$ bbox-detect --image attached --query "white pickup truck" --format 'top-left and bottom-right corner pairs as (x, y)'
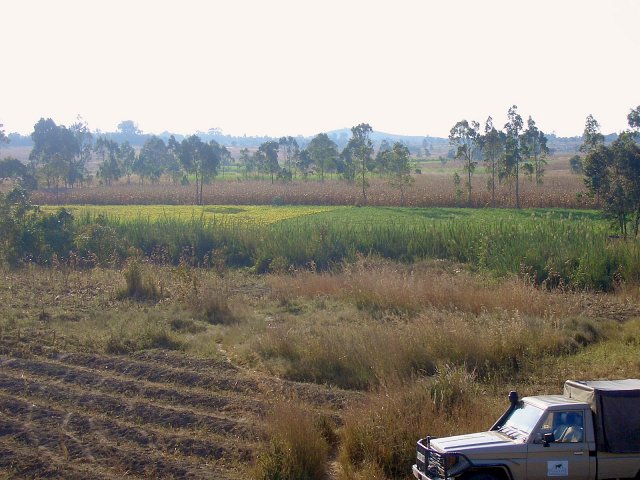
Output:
(413, 379), (640, 480)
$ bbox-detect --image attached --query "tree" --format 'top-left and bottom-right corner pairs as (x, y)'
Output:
(166, 135), (184, 185)
(569, 155), (583, 174)
(374, 140), (392, 177)
(204, 140), (223, 185)
(337, 141), (356, 183)
(116, 120), (143, 143)
(421, 138), (431, 158)
(118, 120), (141, 135)
(30, 118), (79, 190)
(179, 135), (220, 204)
(349, 123), (374, 202)
(580, 115), (607, 207)
(137, 136), (169, 184)
(69, 117), (93, 187)
(504, 106), (524, 208)
(0, 123), (9, 155)
(385, 142), (414, 206)
(582, 113), (640, 236)
(279, 136), (299, 177)
(307, 133), (338, 182)
(118, 141), (136, 184)
(258, 140), (280, 184)
(238, 148), (255, 179)
(449, 119), (480, 206)
(296, 149), (313, 179)
(94, 137), (121, 186)
(0, 186), (39, 266)
(628, 105), (640, 132)
(521, 116), (549, 185)
(481, 117), (505, 208)
(0, 157), (36, 190)
(220, 145), (232, 179)
(580, 114), (605, 153)
(252, 149), (267, 180)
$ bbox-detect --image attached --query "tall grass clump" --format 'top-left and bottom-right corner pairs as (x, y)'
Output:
(339, 373), (500, 479)
(254, 401), (329, 480)
(98, 310), (184, 354)
(117, 260), (161, 301)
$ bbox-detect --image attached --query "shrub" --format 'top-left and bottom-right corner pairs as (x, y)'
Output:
(74, 219), (126, 266)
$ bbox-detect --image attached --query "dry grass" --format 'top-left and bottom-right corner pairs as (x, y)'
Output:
(338, 372), (504, 479)
(268, 258), (582, 318)
(256, 259), (636, 389)
(250, 305), (598, 389)
(254, 400), (330, 480)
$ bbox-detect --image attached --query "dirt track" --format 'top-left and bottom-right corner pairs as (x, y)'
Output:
(0, 330), (355, 479)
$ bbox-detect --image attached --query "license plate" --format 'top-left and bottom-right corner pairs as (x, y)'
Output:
(417, 452), (426, 464)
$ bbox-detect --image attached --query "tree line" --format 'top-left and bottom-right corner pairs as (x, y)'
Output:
(581, 107), (640, 236)
(1, 108), (638, 214)
(235, 124), (413, 203)
(447, 105), (551, 209)
(1, 119), (415, 205)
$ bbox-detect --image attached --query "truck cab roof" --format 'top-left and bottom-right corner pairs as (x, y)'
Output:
(523, 395), (588, 410)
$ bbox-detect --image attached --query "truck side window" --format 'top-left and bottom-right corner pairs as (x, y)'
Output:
(547, 411), (584, 443)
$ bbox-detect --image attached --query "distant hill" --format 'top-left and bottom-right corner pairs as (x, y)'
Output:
(3, 128), (619, 156)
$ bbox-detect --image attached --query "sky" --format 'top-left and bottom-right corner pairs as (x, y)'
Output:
(1, 0), (639, 138)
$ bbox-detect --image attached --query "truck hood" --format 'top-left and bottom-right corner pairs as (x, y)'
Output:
(431, 431), (525, 454)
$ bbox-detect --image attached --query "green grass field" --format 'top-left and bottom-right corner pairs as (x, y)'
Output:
(36, 203), (632, 290)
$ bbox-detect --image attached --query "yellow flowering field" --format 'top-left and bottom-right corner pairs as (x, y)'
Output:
(40, 204), (339, 225)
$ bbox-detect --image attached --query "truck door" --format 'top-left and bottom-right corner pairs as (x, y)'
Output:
(527, 410), (591, 480)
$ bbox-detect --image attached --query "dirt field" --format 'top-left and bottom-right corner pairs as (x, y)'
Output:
(0, 327), (355, 479)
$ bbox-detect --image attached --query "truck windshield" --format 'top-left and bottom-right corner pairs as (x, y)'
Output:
(499, 403), (544, 438)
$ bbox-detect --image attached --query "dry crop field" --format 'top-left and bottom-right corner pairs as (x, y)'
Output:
(32, 171), (592, 209)
(2, 259), (640, 479)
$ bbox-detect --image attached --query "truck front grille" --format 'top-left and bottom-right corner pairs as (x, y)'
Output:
(416, 439), (447, 479)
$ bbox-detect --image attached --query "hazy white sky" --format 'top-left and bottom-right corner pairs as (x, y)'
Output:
(2, 0), (638, 138)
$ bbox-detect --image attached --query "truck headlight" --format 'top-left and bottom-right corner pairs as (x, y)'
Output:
(444, 453), (471, 476)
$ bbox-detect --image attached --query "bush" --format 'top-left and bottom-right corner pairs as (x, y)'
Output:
(74, 219), (126, 266)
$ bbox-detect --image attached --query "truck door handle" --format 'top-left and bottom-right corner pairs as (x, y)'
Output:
(573, 452), (584, 455)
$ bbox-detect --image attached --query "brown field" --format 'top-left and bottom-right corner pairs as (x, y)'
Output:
(32, 172), (591, 209)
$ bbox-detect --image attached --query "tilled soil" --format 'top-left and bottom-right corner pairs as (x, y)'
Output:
(0, 332), (356, 479)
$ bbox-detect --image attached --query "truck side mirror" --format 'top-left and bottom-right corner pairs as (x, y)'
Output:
(543, 433), (555, 447)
